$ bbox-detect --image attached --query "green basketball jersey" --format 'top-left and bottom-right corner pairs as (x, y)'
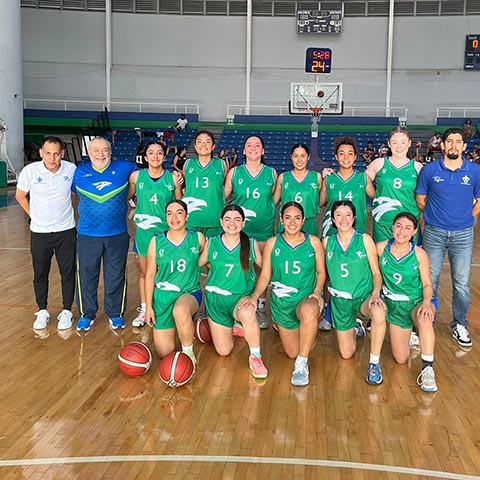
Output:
(205, 235), (256, 296)
(134, 169), (176, 232)
(322, 171), (368, 238)
(231, 164), (276, 241)
(379, 240), (423, 304)
(270, 233), (317, 304)
(154, 230), (201, 294)
(281, 170), (319, 219)
(372, 158), (419, 231)
(325, 231), (373, 300)
(183, 158), (226, 229)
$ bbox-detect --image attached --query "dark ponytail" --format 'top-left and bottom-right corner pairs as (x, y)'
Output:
(221, 204), (250, 272)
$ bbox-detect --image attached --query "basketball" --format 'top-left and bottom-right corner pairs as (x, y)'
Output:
(194, 316), (212, 343)
(158, 351), (194, 387)
(118, 342), (152, 377)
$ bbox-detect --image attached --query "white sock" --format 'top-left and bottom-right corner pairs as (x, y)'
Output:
(295, 355), (308, 367)
(250, 346), (261, 357)
(140, 303), (146, 311)
(369, 353), (380, 364)
(421, 354), (434, 363)
(182, 344), (193, 353)
(258, 298), (266, 310)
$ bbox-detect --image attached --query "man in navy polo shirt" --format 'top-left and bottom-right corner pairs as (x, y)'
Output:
(416, 128), (480, 348)
(72, 137), (136, 331)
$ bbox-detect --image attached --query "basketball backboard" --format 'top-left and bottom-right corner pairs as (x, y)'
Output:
(289, 82), (343, 115)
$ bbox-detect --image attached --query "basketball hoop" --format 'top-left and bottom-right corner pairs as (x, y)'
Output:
(310, 107), (323, 117)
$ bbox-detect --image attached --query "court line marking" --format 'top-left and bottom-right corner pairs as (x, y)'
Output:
(0, 455), (479, 479)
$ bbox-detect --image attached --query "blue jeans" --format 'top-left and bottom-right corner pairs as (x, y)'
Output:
(422, 224), (473, 329)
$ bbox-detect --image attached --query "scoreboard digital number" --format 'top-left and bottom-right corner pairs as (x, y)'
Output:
(305, 48), (332, 74)
(464, 34), (480, 70)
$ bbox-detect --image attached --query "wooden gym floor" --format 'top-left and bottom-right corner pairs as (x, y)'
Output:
(1, 188), (480, 480)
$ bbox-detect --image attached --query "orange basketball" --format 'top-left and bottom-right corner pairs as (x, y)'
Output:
(118, 342), (152, 377)
(158, 351), (194, 387)
(194, 316), (212, 343)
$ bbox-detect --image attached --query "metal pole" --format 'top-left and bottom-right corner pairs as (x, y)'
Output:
(245, 0), (252, 115)
(106, 0), (112, 110)
(385, 0), (394, 117)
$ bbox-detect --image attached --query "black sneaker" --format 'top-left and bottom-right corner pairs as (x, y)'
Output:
(452, 324), (472, 348)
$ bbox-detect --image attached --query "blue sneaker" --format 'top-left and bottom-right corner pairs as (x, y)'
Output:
(366, 362), (383, 385)
(109, 317), (126, 330)
(76, 316), (95, 332)
(354, 319), (366, 338)
(291, 363), (309, 386)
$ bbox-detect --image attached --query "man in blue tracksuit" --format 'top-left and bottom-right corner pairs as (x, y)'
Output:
(72, 137), (136, 331)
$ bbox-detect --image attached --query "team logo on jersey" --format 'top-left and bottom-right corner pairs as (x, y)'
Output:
(284, 182), (289, 189)
(372, 196), (402, 221)
(35, 177), (44, 183)
(238, 178), (244, 185)
(432, 176), (444, 183)
(382, 286), (409, 302)
(381, 168), (387, 174)
(190, 247), (199, 254)
(461, 175), (471, 186)
(111, 171), (116, 175)
(307, 250), (315, 257)
(188, 167), (194, 174)
(158, 249), (165, 257)
(212, 251), (218, 259)
(328, 287), (352, 299)
(329, 182), (335, 190)
(356, 251), (367, 259)
(310, 183), (317, 189)
(63, 176), (70, 181)
(271, 281), (299, 298)
(167, 185), (174, 191)
(138, 182), (144, 190)
(134, 214), (162, 230)
(93, 181), (112, 191)
(274, 248), (281, 256)
(381, 257), (387, 265)
(156, 281), (180, 292)
(182, 196), (207, 213)
(215, 171), (223, 175)
(327, 251), (333, 259)
(241, 207), (257, 221)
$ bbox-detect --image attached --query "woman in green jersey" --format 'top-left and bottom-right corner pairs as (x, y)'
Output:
(274, 144), (322, 236)
(224, 135), (278, 329)
(366, 126), (423, 243)
(377, 212), (437, 392)
(144, 200), (206, 367)
(129, 141), (182, 327)
(322, 200), (386, 385)
(199, 205), (267, 379)
(183, 130), (227, 238)
(240, 202), (326, 387)
(320, 136), (375, 238)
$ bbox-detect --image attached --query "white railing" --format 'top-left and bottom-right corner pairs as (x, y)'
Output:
(227, 104), (407, 119)
(24, 98), (199, 114)
(436, 107), (480, 118)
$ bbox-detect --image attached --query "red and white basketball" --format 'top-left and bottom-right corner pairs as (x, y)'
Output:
(158, 351), (194, 387)
(194, 316), (212, 344)
(118, 342), (152, 377)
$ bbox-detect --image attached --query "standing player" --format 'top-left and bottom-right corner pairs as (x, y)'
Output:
(240, 202), (325, 386)
(274, 144), (322, 236)
(224, 135), (277, 328)
(199, 205), (267, 379)
(377, 212), (438, 392)
(16, 136), (76, 330)
(321, 136), (375, 238)
(366, 126), (422, 243)
(144, 200), (205, 366)
(129, 141), (182, 327)
(322, 200), (386, 385)
(183, 130), (227, 237)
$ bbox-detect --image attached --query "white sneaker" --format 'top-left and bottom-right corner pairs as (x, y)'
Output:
(409, 331), (420, 349)
(33, 309), (50, 329)
(57, 309), (74, 330)
(132, 307), (146, 327)
(452, 324), (473, 348)
(417, 366), (438, 392)
(318, 318), (332, 331)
